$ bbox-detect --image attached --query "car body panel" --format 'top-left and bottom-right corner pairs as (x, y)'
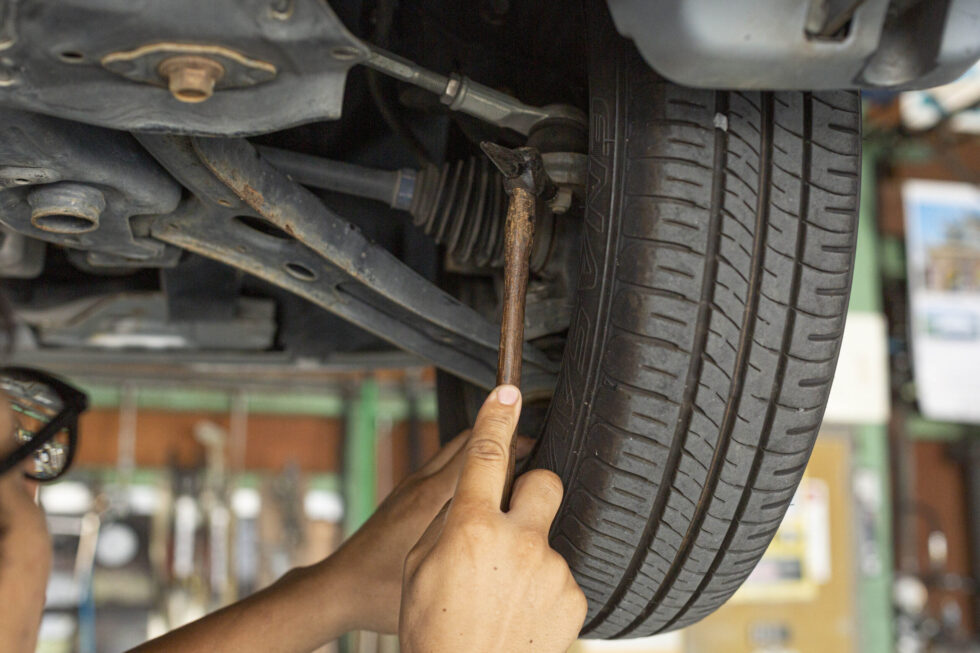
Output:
(606, 0), (980, 90)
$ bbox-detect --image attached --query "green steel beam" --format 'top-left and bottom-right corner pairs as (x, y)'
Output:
(903, 414), (980, 441)
(344, 380), (378, 534)
(80, 382), (436, 421)
(850, 144), (883, 314)
(879, 236), (907, 282)
(854, 423), (894, 653)
(851, 140), (894, 653)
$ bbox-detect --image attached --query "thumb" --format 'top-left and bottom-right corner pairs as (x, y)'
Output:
(451, 385), (522, 511)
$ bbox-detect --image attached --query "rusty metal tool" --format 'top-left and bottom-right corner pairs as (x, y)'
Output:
(480, 142), (555, 509)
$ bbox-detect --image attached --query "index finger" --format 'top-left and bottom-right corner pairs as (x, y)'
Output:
(417, 429), (471, 476)
(450, 385), (522, 512)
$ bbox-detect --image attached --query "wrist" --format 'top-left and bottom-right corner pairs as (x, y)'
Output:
(312, 545), (380, 632)
(291, 554), (362, 637)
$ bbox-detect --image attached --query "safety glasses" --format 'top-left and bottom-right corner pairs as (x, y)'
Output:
(0, 367), (88, 482)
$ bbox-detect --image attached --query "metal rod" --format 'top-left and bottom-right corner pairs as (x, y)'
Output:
(362, 46), (586, 136)
(363, 47), (448, 95)
(481, 142), (555, 510)
(496, 188), (534, 389)
(256, 146), (416, 210)
(497, 188), (534, 510)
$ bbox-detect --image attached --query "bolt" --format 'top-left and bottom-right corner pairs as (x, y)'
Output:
(158, 55), (225, 103)
(27, 182), (106, 235)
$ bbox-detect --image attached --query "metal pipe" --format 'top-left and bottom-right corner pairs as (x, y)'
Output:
(363, 47), (448, 95)
(256, 146), (416, 211)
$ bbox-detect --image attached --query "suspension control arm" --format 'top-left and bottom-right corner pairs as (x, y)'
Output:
(138, 134), (559, 397)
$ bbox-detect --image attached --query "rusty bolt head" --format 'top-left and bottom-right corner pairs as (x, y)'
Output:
(158, 55), (225, 103)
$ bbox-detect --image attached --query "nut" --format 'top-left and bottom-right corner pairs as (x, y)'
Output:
(158, 55), (225, 103)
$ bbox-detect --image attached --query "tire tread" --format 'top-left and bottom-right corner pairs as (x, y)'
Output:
(534, 26), (860, 637)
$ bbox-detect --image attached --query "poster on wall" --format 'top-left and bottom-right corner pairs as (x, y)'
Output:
(730, 477), (832, 604)
(903, 180), (980, 424)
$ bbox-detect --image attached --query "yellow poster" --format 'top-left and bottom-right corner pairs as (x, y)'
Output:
(731, 478), (831, 603)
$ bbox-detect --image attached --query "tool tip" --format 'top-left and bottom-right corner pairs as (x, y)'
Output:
(480, 141), (525, 178)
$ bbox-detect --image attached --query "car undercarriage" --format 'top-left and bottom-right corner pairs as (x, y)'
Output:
(0, 0), (591, 397)
(1, 0), (977, 638)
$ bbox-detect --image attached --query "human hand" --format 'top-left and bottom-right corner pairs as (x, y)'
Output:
(399, 385), (587, 653)
(325, 424), (534, 634)
(0, 400), (51, 653)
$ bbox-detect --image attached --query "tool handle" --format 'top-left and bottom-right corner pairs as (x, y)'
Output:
(497, 187), (535, 510)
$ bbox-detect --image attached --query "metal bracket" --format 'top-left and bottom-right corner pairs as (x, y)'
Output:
(0, 109), (181, 265)
(103, 43), (278, 103)
(0, 0), (367, 136)
(0, 1), (583, 137)
(138, 134), (559, 396)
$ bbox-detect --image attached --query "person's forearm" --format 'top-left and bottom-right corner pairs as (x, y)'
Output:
(0, 559), (48, 653)
(129, 556), (357, 653)
(0, 577), (44, 653)
(0, 474), (51, 653)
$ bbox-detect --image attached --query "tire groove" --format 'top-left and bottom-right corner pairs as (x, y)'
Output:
(663, 92), (813, 630)
(617, 92), (773, 636)
(582, 90), (729, 635)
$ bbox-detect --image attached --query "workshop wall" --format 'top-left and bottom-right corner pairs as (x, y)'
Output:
(76, 409), (345, 471)
(35, 381), (441, 653)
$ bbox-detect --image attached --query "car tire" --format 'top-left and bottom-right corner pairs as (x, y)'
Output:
(439, 4), (862, 638)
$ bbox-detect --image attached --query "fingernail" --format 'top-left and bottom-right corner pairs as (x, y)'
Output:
(497, 385), (520, 406)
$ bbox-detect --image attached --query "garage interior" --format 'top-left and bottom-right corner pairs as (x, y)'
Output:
(9, 63), (980, 653)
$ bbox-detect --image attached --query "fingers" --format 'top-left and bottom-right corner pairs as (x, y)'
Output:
(508, 469), (564, 529)
(413, 431), (473, 501)
(451, 385), (521, 512)
(405, 498), (451, 576)
(417, 429), (471, 476)
(421, 431), (533, 479)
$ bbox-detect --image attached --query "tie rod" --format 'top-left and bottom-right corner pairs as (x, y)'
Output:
(361, 46), (585, 136)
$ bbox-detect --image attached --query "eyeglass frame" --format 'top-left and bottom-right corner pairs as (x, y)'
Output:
(0, 367), (89, 482)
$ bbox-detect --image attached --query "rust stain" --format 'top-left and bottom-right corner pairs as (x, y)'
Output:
(240, 183), (265, 209)
(497, 187), (535, 512)
(496, 188), (535, 389)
